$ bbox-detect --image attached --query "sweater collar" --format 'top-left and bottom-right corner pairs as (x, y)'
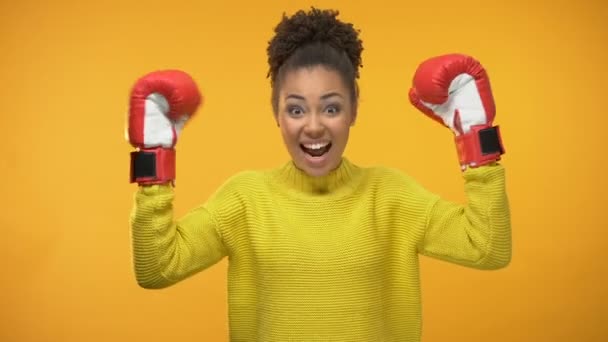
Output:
(273, 157), (362, 197)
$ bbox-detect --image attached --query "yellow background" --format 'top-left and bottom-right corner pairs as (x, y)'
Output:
(1, 0), (606, 341)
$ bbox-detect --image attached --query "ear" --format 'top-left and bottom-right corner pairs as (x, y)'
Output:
(274, 112), (280, 127)
(350, 108), (357, 126)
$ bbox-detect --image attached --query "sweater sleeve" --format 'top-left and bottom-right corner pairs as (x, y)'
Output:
(417, 163), (512, 270)
(129, 180), (239, 289)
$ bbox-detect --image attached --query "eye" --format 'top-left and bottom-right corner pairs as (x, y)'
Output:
(325, 104), (341, 115)
(287, 105), (304, 117)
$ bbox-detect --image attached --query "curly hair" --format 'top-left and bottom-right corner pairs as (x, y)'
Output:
(267, 7), (364, 114)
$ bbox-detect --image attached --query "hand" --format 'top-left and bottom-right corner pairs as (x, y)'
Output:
(127, 70), (202, 184)
(409, 54), (504, 170)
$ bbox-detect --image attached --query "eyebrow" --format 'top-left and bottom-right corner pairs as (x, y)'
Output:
(320, 92), (343, 100)
(285, 92), (344, 101)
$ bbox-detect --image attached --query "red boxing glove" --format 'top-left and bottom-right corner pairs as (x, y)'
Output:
(127, 70), (202, 185)
(409, 54), (504, 170)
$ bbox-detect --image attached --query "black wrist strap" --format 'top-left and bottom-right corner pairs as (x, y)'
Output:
(478, 126), (504, 155)
(130, 151), (157, 182)
(129, 148), (175, 184)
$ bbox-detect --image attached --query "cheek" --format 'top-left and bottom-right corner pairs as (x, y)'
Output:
(279, 117), (298, 142)
(331, 121), (352, 142)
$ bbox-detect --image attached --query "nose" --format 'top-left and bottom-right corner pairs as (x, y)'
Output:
(303, 113), (324, 137)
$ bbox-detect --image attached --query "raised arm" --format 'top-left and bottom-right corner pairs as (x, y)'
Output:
(408, 54), (511, 269)
(126, 70), (229, 288)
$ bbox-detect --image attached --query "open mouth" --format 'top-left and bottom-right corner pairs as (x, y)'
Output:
(300, 142), (332, 157)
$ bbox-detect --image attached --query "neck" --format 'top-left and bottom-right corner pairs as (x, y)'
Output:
(273, 157), (362, 198)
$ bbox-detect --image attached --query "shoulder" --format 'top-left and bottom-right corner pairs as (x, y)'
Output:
(358, 163), (437, 200)
(204, 169), (268, 215)
(213, 169), (267, 196)
(363, 164), (419, 187)
(223, 169), (265, 185)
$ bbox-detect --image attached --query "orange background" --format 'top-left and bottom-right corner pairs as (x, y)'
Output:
(1, 0), (607, 341)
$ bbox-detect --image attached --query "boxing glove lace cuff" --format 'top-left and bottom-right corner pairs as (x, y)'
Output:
(130, 148), (176, 185)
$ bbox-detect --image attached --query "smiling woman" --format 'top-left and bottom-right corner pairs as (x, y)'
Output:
(267, 8), (362, 177)
(128, 6), (511, 342)
(276, 66), (355, 177)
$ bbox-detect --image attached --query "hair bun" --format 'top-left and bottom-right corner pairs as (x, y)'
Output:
(267, 7), (363, 81)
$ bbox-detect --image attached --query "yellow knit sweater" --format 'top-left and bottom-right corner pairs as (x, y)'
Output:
(130, 158), (511, 341)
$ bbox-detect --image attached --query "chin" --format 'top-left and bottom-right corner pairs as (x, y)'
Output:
(296, 155), (341, 177)
(302, 165), (331, 177)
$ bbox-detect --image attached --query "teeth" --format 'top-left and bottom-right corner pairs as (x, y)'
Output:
(303, 142), (329, 150)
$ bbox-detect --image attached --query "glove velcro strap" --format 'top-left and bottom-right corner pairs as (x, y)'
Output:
(130, 148), (176, 185)
(455, 125), (505, 169)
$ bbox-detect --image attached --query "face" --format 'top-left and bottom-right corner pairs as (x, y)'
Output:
(275, 66), (356, 177)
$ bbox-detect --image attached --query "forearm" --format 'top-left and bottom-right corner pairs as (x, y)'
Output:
(130, 184), (174, 288)
(420, 163), (512, 269)
(464, 163), (511, 269)
(130, 184), (227, 289)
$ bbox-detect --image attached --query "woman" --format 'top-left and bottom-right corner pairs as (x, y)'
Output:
(128, 8), (511, 342)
